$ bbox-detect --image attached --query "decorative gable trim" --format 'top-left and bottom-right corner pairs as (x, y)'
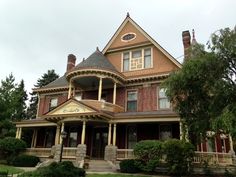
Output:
(44, 99), (97, 116)
(102, 16), (182, 69)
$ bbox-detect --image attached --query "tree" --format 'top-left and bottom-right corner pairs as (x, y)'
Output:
(27, 69), (59, 119)
(12, 80), (28, 120)
(163, 27), (236, 140)
(0, 74), (28, 138)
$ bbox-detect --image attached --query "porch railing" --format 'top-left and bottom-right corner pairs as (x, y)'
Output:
(63, 147), (77, 159)
(117, 149), (134, 160)
(24, 148), (51, 158)
(116, 149), (233, 165)
(194, 151), (233, 165)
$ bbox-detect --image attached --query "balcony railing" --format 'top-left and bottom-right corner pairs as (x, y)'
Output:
(81, 100), (124, 113)
(116, 149), (233, 165)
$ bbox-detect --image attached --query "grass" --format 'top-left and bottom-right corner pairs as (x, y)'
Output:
(87, 174), (153, 177)
(0, 164), (24, 174)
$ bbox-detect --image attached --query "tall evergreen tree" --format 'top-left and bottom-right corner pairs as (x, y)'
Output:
(12, 80), (28, 120)
(27, 69), (59, 119)
(0, 73), (17, 120)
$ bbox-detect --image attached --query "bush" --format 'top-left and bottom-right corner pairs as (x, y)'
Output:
(12, 155), (40, 167)
(0, 137), (26, 163)
(164, 139), (195, 176)
(120, 159), (139, 173)
(133, 140), (163, 172)
(19, 161), (85, 177)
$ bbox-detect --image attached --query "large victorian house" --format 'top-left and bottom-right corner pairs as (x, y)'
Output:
(15, 14), (234, 166)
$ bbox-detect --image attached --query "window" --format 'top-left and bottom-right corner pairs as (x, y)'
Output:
(160, 124), (172, 140)
(75, 93), (82, 101)
(49, 98), (58, 110)
(122, 48), (152, 71)
(127, 91), (137, 111)
(144, 48), (151, 68)
(127, 125), (137, 149)
(121, 33), (136, 42)
(158, 88), (170, 109)
(68, 127), (78, 147)
(123, 52), (130, 72)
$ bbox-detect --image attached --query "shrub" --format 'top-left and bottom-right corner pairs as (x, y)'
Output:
(133, 140), (163, 172)
(0, 137), (26, 163)
(12, 155), (40, 167)
(164, 139), (195, 176)
(120, 159), (139, 173)
(19, 161), (85, 177)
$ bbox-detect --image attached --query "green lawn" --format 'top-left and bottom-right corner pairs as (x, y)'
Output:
(0, 164), (24, 174)
(87, 174), (153, 177)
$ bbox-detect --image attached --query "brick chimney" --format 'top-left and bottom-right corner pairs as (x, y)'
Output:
(182, 30), (191, 61)
(66, 54), (76, 72)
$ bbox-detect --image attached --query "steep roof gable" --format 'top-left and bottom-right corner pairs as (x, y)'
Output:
(102, 14), (181, 68)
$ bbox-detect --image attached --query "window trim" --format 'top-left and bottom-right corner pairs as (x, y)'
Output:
(126, 89), (138, 112)
(121, 32), (137, 42)
(49, 97), (58, 111)
(121, 47), (153, 72)
(157, 87), (170, 110)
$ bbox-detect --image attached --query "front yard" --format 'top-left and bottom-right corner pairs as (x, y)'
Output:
(0, 164), (24, 174)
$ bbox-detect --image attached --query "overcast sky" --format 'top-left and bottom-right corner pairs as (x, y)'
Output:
(0, 0), (235, 95)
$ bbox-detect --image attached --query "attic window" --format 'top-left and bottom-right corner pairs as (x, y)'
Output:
(121, 33), (136, 42)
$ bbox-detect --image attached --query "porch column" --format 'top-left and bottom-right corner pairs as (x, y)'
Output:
(108, 123), (112, 145)
(81, 121), (86, 145)
(68, 80), (72, 99)
(113, 82), (117, 104)
(98, 77), (103, 101)
(229, 134), (235, 153)
(33, 129), (38, 147)
(31, 130), (36, 147)
(59, 122), (65, 144)
(112, 124), (117, 146)
(179, 121), (183, 140)
(15, 127), (19, 139)
(55, 125), (61, 145)
(18, 127), (22, 139)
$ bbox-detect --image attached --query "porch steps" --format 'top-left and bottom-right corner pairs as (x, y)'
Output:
(87, 160), (116, 172)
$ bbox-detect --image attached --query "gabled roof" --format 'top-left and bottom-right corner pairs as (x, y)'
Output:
(72, 49), (118, 73)
(102, 14), (182, 68)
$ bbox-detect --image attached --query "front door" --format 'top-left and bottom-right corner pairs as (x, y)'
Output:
(91, 128), (108, 159)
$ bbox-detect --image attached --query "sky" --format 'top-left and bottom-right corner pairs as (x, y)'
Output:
(0, 0), (235, 96)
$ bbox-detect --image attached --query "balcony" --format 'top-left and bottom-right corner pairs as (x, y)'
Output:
(81, 99), (124, 113)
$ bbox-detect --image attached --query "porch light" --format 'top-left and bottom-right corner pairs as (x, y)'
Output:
(59, 130), (67, 162)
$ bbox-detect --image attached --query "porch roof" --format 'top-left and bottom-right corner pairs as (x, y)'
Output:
(14, 118), (57, 128)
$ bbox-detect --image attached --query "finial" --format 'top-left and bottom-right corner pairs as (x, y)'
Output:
(126, 12), (130, 17)
(96, 46), (100, 52)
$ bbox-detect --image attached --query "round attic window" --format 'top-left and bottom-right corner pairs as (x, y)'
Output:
(121, 33), (136, 42)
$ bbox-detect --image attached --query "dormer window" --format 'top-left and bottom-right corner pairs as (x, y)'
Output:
(122, 48), (152, 72)
(49, 98), (58, 110)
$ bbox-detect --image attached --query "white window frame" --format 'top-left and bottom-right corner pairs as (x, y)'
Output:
(121, 47), (153, 72)
(49, 97), (58, 110)
(158, 87), (170, 109)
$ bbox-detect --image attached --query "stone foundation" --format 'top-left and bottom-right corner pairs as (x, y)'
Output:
(105, 145), (117, 162)
(52, 144), (62, 162)
(76, 144), (87, 161)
